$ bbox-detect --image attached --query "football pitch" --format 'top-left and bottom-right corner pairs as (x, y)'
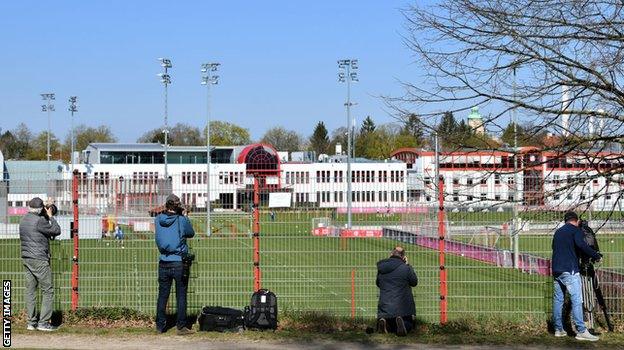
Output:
(2, 211), (622, 322)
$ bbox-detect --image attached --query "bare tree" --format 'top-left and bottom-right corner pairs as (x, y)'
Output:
(391, 0), (624, 216)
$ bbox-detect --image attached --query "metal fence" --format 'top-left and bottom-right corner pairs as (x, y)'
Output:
(1, 170), (622, 326)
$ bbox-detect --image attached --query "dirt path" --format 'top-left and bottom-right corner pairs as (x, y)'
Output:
(12, 333), (575, 350)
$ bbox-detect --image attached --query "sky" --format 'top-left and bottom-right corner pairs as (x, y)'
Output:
(0, 0), (431, 143)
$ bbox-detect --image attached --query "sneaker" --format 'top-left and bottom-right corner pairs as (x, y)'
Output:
(554, 330), (567, 337)
(176, 327), (195, 336)
(575, 330), (599, 342)
(37, 324), (58, 332)
(26, 325), (37, 331)
(376, 318), (388, 334)
(396, 316), (407, 337)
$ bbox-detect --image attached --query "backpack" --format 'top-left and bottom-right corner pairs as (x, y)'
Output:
(244, 289), (278, 330)
(197, 306), (244, 332)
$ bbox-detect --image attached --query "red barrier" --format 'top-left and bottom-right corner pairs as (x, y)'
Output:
(340, 229), (382, 238)
(71, 170), (80, 310)
(438, 175), (447, 324)
(252, 177), (261, 292)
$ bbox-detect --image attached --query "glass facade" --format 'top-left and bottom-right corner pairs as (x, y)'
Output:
(99, 149), (233, 164)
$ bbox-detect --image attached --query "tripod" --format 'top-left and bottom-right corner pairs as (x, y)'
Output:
(580, 262), (614, 333)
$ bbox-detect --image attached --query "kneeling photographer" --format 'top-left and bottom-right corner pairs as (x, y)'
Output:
(155, 194), (196, 335)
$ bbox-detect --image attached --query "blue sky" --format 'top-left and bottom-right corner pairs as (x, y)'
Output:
(0, 0), (428, 142)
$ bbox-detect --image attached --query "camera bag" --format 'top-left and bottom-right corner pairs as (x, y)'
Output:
(197, 306), (245, 332)
(245, 289), (278, 330)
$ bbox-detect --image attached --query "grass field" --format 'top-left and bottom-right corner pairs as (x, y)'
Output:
(2, 210), (622, 324)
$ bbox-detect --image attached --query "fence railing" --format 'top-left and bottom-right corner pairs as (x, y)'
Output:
(1, 171), (622, 325)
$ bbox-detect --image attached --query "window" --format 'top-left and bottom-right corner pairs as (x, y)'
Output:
(467, 178), (474, 186)
(480, 178), (487, 185)
(453, 191), (459, 201)
(468, 195), (474, 201)
(494, 194), (501, 201)
(554, 194), (560, 200)
(426, 196), (431, 202)
(316, 171), (320, 183)
(453, 178), (459, 185)
(567, 194), (573, 200)
(580, 193), (586, 200)
(494, 174), (501, 185)
(481, 193), (487, 201)
(424, 177), (431, 185)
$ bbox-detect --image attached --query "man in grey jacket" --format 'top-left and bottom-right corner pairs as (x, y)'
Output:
(19, 197), (61, 331)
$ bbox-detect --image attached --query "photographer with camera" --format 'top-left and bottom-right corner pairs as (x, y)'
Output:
(155, 194), (196, 335)
(19, 197), (61, 331)
(375, 246), (418, 336)
(551, 211), (602, 341)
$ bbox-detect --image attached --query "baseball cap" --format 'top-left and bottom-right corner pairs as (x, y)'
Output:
(564, 211), (578, 222)
(166, 194), (181, 206)
(29, 197), (44, 209)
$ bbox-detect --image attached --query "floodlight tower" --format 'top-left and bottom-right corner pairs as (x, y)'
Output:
(158, 58), (172, 182)
(338, 59), (358, 229)
(201, 62), (220, 236)
(68, 96), (78, 172)
(41, 93), (55, 179)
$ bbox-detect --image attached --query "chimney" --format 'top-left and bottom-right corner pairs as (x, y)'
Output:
(335, 143), (342, 155)
(561, 85), (570, 137)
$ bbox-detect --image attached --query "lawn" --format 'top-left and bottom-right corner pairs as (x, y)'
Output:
(4, 209), (622, 324)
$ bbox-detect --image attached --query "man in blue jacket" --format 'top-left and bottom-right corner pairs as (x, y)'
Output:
(552, 211), (601, 342)
(376, 246), (418, 336)
(155, 194), (195, 335)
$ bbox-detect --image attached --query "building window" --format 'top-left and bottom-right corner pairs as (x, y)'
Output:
(452, 178), (459, 185)
(467, 178), (474, 186)
(453, 191), (459, 201)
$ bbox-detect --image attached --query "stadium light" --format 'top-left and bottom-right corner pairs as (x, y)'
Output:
(41, 93), (55, 185)
(68, 96), (78, 172)
(158, 58), (172, 184)
(338, 58), (358, 229)
(201, 62), (220, 236)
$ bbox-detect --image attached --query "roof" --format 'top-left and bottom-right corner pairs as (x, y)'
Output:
(86, 143), (243, 153)
(467, 106), (482, 120)
(4, 160), (66, 194)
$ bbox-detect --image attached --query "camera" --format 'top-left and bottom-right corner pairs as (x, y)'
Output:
(40, 203), (58, 220)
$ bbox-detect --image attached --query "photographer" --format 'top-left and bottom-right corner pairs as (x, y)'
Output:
(551, 211), (601, 342)
(375, 246), (418, 336)
(19, 197), (61, 331)
(154, 194), (195, 335)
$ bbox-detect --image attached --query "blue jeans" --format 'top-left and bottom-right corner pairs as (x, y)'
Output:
(553, 272), (585, 333)
(156, 261), (189, 331)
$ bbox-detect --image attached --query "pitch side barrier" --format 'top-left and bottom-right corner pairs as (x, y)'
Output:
(382, 227), (624, 313)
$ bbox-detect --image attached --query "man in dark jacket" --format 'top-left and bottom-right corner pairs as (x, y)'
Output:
(19, 197), (61, 331)
(155, 194), (195, 335)
(376, 246), (418, 336)
(552, 211), (601, 342)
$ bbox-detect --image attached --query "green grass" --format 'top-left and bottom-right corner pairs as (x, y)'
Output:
(3, 211), (622, 324)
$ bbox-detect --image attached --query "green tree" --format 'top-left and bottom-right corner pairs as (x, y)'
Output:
(26, 131), (61, 160)
(360, 116), (376, 134)
(0, 123), (33, 159)
(64, 124), (118, 161)
(260, 127), (302, 152)
(137, 123), (202, 146)
(309, 121), (330, 155)
(205, 121), (251, 146)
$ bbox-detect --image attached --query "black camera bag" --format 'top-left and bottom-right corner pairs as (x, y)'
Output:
(198, 306), (244, 332)
(245, 289), (278, 330)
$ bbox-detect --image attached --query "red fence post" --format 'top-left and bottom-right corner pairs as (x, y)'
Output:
(438, 175), (447, 324)
(71, 170), (80, 310)
(253, 177), (261, 292)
